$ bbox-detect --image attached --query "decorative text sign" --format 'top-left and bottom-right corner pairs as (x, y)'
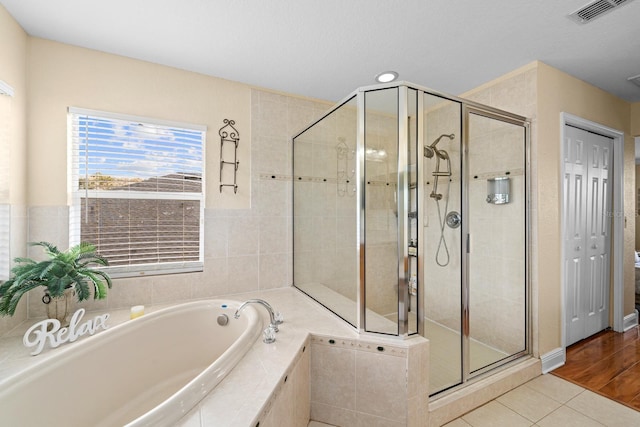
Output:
(23, 308), (110, 356)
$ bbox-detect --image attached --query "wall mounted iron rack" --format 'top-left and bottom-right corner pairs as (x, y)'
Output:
(219, 119), (240, 193)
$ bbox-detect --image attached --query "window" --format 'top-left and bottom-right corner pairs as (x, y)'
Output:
(68, 108), (205, 278)
(0, 92), (12, 281)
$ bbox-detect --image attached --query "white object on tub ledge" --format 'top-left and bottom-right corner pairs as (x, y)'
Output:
(22, 308), (110, 355)
(1, 299), (262, 427)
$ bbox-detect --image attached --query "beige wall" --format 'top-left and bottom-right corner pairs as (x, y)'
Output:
(3, 4), (638, 365)
(0, 5), (27, 206)
(0, 5), (28, 331)
(535, 62), (634, 355)
(463, 61), (635, 358)
(631, 102), (640, 136)
(27, 37), (251, 209)
(23, 87), (330, 323)
(0, 23), (332, 331)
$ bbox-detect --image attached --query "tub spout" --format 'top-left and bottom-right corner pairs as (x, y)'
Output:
(234, 299), (283, 336)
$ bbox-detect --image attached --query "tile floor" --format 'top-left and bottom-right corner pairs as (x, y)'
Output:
(308, 374), (640, 426)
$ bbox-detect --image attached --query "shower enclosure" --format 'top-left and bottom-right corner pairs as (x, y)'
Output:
(292, 82), (529, 396)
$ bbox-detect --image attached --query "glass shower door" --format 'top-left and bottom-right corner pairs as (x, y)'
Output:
(422, 93), (463, 394)
(424, 102), (528, 396)
(363, 87), (400, 335)
(466, 108), (528, 375)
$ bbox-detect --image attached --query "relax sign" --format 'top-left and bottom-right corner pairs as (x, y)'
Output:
(23, 308), (110, 355)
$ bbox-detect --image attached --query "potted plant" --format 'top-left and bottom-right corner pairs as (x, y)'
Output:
(0, 241), (112, 324)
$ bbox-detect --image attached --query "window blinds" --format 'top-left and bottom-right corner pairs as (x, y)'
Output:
(68, 108), (206, 277)
(0, 205), (9, 281)
(0, 95), (11, 280)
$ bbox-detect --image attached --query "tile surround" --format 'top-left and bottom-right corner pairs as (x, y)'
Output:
(1, 288), (431, 427)
(9, 89), (332, 336)
(4, 76), (543, 425)
(309, 333), (429, 427)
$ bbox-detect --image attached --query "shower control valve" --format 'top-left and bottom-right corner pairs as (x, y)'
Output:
(445, 211), (461, 229)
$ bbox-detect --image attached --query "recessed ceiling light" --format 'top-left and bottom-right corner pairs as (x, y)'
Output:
(375, 71), (398, 83)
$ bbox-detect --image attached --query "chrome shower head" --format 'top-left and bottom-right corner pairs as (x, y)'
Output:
(424, 146), (435, 158)
(424, 133), (455, 156)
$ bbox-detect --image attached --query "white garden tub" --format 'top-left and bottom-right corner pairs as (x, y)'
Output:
(0, 299), (262, 427)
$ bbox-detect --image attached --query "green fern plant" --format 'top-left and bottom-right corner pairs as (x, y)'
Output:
(0, 241), (112, 316)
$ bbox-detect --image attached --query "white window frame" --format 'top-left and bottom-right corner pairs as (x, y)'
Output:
(68, 107), (206, 278)
(0, 90), (13, 281)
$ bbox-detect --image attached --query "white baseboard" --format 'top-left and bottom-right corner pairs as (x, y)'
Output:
(540, 347), (565, 373)
(623, 310), (639, 332)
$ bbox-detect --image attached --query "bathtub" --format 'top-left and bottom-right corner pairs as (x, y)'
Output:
(0, 299), (262, 427)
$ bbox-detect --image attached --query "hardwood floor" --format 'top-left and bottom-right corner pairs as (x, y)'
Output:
(552, 327), (640, 411)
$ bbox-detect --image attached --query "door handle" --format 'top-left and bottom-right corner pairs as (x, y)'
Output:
(592, 244), (597, 249)
(575, 246), (581, 251)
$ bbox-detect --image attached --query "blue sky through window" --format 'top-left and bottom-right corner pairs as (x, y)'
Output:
(77, 115), (203, 181)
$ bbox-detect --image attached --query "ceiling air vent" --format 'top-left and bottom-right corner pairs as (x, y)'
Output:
(568, 0), (636, 24)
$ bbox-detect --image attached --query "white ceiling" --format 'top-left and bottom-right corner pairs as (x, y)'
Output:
(2, 0), (640, 103)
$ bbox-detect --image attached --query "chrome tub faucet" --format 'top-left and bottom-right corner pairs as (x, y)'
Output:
(234, 299), (283, 343)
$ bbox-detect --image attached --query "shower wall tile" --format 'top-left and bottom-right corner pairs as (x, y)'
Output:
(256, 99), (290, 139)
(423, 71), (532, 360)
(101, 276), (154, 310)
(203, 214), (228, 258)
(293, 140), (313, 174)
(293, 216), (314, 253)
(365, 243), (399, 315)
(27, 206), (69, 257)
(260, 253), (290, 290)
(195, 257), (229, 297)
(227, 255), (260, 293)
(151, 273), (194, 305)
(228, 215), (260, 257)
(256, 179), (289, 217)
(0, 205), (27, 335)
(260, 216), (288, 255)
(256, 147), (290, 176)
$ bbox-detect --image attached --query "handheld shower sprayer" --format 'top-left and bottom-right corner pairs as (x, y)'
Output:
(424, 133), (455, 267)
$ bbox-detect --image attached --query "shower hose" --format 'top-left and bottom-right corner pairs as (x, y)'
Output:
(434, 175), (451, 267)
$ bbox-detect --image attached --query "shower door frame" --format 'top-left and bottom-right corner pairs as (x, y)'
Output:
(460, 105), (532, 385)
(292, 82), (532, 369)
(355, 82), (532, 349)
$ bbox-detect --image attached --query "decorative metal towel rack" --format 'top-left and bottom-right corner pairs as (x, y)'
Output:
(219, 119), (240, 193)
